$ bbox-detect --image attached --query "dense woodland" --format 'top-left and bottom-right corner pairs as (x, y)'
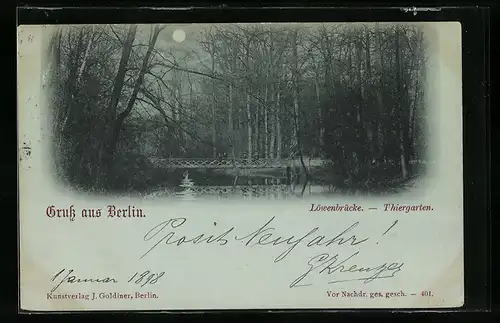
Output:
(47, 23), (428, 194)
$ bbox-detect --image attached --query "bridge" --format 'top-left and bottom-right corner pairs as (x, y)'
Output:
(149, 157), (329, 169)
(183, 184), (292, 195)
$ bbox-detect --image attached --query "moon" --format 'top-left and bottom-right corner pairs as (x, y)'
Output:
(172, 29), (186, 43)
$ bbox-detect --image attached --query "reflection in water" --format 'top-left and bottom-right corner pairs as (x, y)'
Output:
(170, 169), (328, 200)
(177, 171), (197, 200)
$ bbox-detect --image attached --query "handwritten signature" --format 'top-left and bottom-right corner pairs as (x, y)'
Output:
(289, 252), (404, 288)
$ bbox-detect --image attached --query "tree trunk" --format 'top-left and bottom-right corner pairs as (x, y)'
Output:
(275, 86), (281, 159)
(104, 25), (137, 127)
(229, 50), (238, 159)
(314, 71), (323, 156)
(48, 28), (62, 72)
(228, 80), (234, 155)
(395, 26), (409, 180)
(69, 27), (96, 181)
(211, 41), (217, 158)
(264, 85), (269, 158)
(245, 43), (252, 161)
(269, 85), (275, 158)
(377, 25), (386, 162)
(77, 27), (94, 81)
(364, 27), (375, 181)
(101, 25), (165, 186)
(98, 25), (137, 186)
(111, 25), (161, 149)
(291, 30), (300, 153)
(291, 30), (309, 183)
(60, 29), (85, 135)
(255, 96), (260, 157)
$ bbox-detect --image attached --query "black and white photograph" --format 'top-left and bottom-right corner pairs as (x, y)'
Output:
(18, 18), (467, 311)
(46, 23), (429, 199)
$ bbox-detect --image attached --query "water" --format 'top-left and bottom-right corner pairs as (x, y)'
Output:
(144, 167), (333, 200)
(143, 164), (422, 200)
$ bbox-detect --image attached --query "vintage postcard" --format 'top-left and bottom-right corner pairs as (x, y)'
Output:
(18, 21), (463, 311)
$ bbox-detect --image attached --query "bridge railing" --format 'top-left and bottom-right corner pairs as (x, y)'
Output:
(190, 185), (291, 195)
(149, 157), (331, 169)
(150, 157), (294, 168)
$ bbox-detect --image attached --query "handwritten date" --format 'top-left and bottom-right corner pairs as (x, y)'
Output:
(128, 270), (165, 287)
(50, 269), (118, 293)
(50, 269), (164, 293)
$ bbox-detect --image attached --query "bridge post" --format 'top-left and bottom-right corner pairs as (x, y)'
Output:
(286, 166), (291, 185)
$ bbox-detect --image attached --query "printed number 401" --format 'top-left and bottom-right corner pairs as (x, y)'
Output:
(128, 270), (165, 287)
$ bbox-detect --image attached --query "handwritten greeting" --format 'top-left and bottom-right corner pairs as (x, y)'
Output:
(139, 216), (402, 288)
